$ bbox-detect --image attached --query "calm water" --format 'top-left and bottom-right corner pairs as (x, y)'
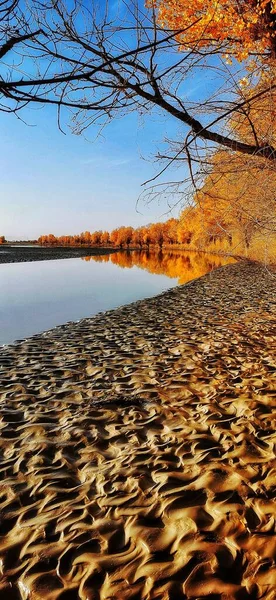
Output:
(0, 251), (235, 346)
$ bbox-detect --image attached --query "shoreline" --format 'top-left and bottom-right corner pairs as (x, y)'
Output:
(0, 261), (275, 599)
(0, 244), (244, 266)
(1, 244), (274, 270)
(0, 245), (118, 264)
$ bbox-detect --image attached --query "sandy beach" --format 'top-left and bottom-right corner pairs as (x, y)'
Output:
(0, 260), (275, 599)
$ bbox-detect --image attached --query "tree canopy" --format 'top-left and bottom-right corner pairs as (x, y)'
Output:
(151, 0), (276, 59)
(1, 0), (276, 250)
(1, 0), (276, 164)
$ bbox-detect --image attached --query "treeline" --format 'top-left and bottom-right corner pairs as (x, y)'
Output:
(37, 213), (232, 250)
(38, 220), (181, 249)
(38, 186), (276, 262)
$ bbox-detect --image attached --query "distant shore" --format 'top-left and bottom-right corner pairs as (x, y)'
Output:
(0, 261), (275, 598)
(0, 244), (241, 266)
(0, 245), (118, 264)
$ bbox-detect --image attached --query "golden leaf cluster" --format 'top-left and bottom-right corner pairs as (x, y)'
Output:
(148, 0), (276, 60)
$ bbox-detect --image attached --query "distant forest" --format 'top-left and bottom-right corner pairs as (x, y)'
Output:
(3, 153), (276, 262)
(38, 165), (276, 262)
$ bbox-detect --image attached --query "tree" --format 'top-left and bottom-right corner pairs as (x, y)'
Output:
(81, 231), (93, 245)
(152, 0), (276, 59)
(40, 233), (57, 245)
(0, 235), (6, 244)
(100, 231), (110, 246)
(150, 222), (165, 248)
(132, 227), (144, 249)
(3, 0), (276, 256)
(142, 226), (152, 249)
(1, 0), (276, 181)
(110, 228), (120, 247)
(90, 230), (102, 245)
(195, 150), (276, 251)
(163, 218), (178, 244)
(113, 226), (134, 248)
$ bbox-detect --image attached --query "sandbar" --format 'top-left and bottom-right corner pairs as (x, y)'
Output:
(0, 246), (117, 264)
(0, 261), (275, 599)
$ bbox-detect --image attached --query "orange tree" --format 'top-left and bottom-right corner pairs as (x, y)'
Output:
(194, 149), (276, 250)
(151, 1), (276, 59)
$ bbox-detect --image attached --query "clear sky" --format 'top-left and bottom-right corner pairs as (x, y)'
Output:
(0, 0), (242, 240)
(0, 96), (184, 240)
(0, 0), (244, 241)
(0, 0), (221, 241)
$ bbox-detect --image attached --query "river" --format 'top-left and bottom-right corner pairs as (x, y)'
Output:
(0, 250), (235, 345)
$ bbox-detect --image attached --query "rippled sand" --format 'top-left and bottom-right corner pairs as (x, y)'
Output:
(0, 261), (275, 600)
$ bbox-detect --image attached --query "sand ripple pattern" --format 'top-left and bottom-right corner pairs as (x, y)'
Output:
(0, 262), (275, 599)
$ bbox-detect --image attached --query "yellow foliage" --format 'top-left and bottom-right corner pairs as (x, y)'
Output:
(193, 149), (276, 258)
(85, 250), (235, 284)
(149, 0), (276, 59)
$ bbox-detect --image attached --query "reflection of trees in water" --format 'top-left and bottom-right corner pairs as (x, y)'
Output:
(111, 251), (134, 269)
(82, 251), (235, 283)
(83, 254), (110, 263)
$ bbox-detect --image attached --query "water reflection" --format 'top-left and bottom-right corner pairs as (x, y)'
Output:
(0, 251), (235, 346)
(0, 255), (178, 346)
(82, 250), (235, 284)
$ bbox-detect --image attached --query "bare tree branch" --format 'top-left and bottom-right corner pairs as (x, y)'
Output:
(0, 0), (276, 187)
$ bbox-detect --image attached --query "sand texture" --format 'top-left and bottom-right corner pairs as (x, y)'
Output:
(0, 261), (275, 600)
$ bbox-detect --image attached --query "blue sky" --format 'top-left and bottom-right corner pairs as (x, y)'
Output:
(0, 0), (212, 241)
(0, 0), (226, 241)
(0, 102), (179, 239)
(0, 98), (186, 240)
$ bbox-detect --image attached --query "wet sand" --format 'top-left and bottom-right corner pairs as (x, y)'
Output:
(0, 246), (117, 264)
(0, 261), (275, 599)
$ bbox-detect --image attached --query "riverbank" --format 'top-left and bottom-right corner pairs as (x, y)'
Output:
(0, 261), (275, 599)
(0, 244), (245, 266)
(0, 245), (117, 263)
